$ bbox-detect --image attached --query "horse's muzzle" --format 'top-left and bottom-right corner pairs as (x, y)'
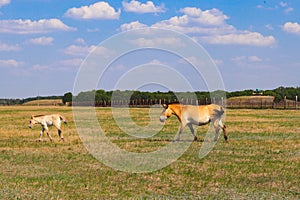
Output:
(159, 116), (166, 123)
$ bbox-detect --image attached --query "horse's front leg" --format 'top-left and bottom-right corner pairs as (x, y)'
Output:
(219, 119), (228, 142)
(55, 123), (64, 142)
(39, 127), (45, 141)
(44, 126), (53, 142)
(176, 123), (186, 141)
(58, 129), (64, 142)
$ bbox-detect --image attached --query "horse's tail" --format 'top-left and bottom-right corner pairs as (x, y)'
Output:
(213, 105), (225, 118)
(59, 115), (67, 124)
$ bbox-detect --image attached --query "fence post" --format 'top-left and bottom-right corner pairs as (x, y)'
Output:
(296, 95), (298, 110)
(284, 96), (287, 109)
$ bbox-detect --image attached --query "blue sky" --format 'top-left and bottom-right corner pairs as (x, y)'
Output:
(0, 0), (299, 98)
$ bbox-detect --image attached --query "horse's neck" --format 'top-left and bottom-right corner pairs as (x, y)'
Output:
(34, 118), (42, 124)
(170, 104), (182, 120)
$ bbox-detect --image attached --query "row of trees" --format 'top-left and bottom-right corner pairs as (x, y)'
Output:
(0, 87), (299, 106)
(0, 95), (62, 106)
(226, 87), (300, 102)
(64, 86), (300, 105)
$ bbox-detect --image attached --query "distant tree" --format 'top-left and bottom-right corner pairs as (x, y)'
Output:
(95, 90), (109, 101)
(74, 90), (95, 102)
(62, 92), (73, 104)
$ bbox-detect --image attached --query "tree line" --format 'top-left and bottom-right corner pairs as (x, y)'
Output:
(66, 86), (300, 105)
(0, 86), (299, 106)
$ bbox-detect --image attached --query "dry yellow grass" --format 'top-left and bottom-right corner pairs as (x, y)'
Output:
(22, 99), (63, 106)
(0, 106), (299, 199)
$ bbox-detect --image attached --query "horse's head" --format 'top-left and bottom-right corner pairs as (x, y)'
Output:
(159, 104), (173, 122)
(28, 116), (35, 128)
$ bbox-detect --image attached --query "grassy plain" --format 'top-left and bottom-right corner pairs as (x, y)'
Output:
(0, 106), (299, 199)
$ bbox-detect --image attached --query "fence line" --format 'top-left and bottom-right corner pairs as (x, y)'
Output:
(71, 97), (299, 110)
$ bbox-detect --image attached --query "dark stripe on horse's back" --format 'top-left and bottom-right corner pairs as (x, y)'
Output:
(34, 114), (45, 117)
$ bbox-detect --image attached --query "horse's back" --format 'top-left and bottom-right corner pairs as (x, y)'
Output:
(186, 104), (224, 119)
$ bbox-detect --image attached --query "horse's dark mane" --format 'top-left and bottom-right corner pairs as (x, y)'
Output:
(166, 102), (180, 105)
(33, 114), (45, 117)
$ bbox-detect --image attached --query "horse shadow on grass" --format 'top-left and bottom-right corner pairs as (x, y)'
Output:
(145, 138), (205, 143)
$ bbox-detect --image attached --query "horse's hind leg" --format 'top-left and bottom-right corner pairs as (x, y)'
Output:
(213, 128), (220, 142)
(213, 120), (221, 142)
(187, 124), (198, 141)
(222, 124), (228, 142)
(219, 119), (228, 142)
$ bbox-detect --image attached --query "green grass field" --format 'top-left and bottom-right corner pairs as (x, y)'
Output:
(0, 106), (299, 199)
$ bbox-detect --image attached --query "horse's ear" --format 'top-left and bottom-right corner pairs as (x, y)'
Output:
(162, 104), (168, 109)
(31, 115), (34, 119)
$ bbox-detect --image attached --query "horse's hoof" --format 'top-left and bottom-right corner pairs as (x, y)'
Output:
(224, 135), (228, 141)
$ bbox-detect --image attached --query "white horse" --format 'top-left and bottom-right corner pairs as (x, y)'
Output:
(29, 114), (67, 142)
(160, 103), (227, 142)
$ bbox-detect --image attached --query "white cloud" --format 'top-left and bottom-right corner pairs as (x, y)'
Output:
(232, 56), (263, 66)
(258, 2), (293, 14)
(75, 38), (86, 45)
(87, 28), (100, 32)
(201, 32), (275, 46)
(179, 7), (228, 26)
(63, 44), (97, 57)
(0, 18), (75, 34)
(0, 59), (21, 67)
(63, 44), (114, 59)
(122, 0), (165, 13)
(265, 24), (274, 30)
(152, 7), (232, 33)
(26, 36), (54, 45)
(0, 42), (20, 51)
(121, 6), (275, 47)
(59, 58), (83, 67)
(280, 2), (288, 7)
(31, 64), (49, 71)
(283, 22), (300, 35)
(284, 7), (293, 14)
(279, 2), (293, 14)
(30, 59), (83, 72)
(0, 0), (9, 8)
(213, 59), (223, 66)
(120, 21), (147, 31)
(147, 59), (167, 66)
(128, 37), (185, 48)
(65, 1), (120, 20)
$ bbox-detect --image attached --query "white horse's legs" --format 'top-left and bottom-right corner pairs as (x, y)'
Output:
(39, 127), (44, 141)
(44, 126), (53, 142)
(57, 129), (64, 141)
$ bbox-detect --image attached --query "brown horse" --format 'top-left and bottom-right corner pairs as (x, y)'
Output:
(160, 103), (227, 142)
